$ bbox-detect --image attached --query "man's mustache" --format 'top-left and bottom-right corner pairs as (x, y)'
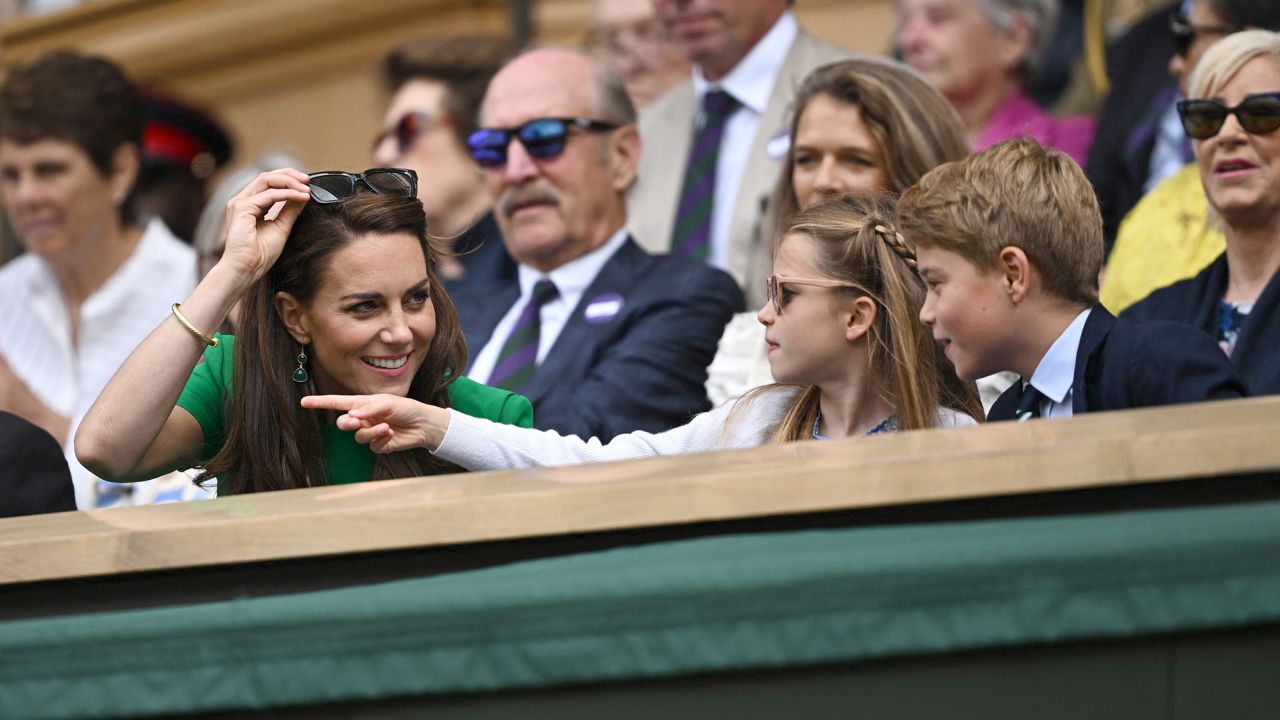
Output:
(498, 184), (560, 217)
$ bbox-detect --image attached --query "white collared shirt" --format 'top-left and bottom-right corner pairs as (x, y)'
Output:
(1023, 307), (1093, 419)
(469, 229), (629, 383)
(0, 219), (204, 508)
(690, 10), (797, 270)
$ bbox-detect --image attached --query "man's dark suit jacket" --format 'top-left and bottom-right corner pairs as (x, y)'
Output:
(0, 411), (75, 517)
(1123, 254), (1280, 396)
(1085, 2), (1181, 253)
(988, 305), (1247, 421)
(451, 236), (744, 441)
(440, 211), (517, 298)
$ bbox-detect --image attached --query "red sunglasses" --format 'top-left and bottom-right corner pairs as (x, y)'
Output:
(372, 112), (448, 155)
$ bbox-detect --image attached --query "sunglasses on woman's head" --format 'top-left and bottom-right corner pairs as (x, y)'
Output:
(1169, 14), (1238, 59)
(308, 168), (418, 204)
(371, 112), (443, 155)
(467, 117), (620, 167)
(1176, 93), (1280, 140)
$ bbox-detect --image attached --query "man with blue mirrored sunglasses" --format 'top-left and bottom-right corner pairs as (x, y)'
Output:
(468, 118), (620, 168)
(451, 48), (744, 442)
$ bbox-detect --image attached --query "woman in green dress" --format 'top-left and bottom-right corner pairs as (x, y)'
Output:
(76, 167), (531, 495)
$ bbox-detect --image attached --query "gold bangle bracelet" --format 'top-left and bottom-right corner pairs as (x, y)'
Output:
(171, 303), (219, 348)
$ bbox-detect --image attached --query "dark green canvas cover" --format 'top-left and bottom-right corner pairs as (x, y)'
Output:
(3, 499), (1280, 719)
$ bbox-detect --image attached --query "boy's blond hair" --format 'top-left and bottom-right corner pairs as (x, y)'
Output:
(898, 138), (1104, 306)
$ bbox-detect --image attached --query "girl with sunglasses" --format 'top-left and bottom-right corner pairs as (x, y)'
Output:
(710, 57), (973, 406)
(76, 168), (532, 494)
(303, 197), (982, 469)
(1123, 30), (1280, 396)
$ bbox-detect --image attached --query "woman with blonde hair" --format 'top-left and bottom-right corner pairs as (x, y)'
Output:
(1123, 29), (1280, 395)
(303, 197), (983, 468)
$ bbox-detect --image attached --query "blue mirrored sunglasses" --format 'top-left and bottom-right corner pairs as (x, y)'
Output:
(467, 117), (620, 167)
(307, 168), (418, 204)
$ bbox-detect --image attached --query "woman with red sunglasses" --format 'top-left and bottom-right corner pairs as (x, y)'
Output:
(76, 169), (533, 495)
(1122, 30), (1280, 396)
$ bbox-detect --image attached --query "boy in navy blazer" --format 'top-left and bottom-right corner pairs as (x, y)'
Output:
(897, 138), (1246, 421)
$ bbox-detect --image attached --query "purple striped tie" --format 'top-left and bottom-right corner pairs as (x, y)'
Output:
(671, 89), (740, 261)
(488, 279), (558, 393)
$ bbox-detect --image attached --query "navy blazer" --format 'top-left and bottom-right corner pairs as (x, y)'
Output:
(451, 236), (744, 441)
(988, 305), (1247, 421)
(1122, 253), (1280, 396)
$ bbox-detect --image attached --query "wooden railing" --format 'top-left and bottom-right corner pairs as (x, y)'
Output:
(3, 396), (1278, 587)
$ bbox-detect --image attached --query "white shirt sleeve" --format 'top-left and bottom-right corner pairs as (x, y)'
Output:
(436, 388), (798, 471)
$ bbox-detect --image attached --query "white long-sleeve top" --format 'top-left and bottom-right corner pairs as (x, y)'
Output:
(436, 386), (976, 471)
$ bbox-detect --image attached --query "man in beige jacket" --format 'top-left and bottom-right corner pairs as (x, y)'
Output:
(628, 0), (853, 307)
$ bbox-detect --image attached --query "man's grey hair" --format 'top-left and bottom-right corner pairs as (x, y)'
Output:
(971, 0), (1059, 81)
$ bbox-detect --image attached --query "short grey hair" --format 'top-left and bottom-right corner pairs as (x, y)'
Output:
(1187, 29), (1280, 100)
(971, 0), (1059, 81)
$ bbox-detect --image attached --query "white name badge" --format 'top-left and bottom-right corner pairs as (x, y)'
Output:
(584, 293), (624, 324)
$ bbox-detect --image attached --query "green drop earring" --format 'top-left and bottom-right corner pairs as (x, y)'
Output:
(292, 347), (309, 384)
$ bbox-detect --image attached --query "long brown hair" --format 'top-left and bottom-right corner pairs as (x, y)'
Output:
(747, 197), (982, 443)
(768, 58), (968, 234)
(200, 192), (467, 493)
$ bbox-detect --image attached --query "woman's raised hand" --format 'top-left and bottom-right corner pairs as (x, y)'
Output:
(217, 168), (312, 286)
(301, 394), (451, 453)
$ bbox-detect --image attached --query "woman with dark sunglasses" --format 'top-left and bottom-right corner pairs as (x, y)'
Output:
(302, 197), (983, 469)
(1123, 30), (1280, 396)
(76, 168), (532, 494)
(1101, 0), (1280, 314)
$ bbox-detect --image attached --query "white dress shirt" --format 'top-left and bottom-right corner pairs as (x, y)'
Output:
(469, 229), (629, 383)
(691, 11), (797, 270)
(1024, 308), (1093, 419)
(0, 219), (205, 508)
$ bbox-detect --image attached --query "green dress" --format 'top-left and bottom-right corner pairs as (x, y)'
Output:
(176, 335), (532, 493)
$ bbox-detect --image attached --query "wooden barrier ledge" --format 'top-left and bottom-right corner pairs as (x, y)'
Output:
(2, 395), (1279, 587)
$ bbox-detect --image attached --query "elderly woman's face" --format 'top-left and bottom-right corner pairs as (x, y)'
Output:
(1195, 56), (1280, 227)
(897, 0), (1027, 104)
(0, 137), (124, 266)
(288, 231), (437, 399)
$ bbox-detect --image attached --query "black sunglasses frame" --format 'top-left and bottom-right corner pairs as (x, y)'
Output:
(1176, 92), (1280, 140)
(1169, 14), (1238, 58)
(467, 117), (621, 168)
(307, 168), (419, 204)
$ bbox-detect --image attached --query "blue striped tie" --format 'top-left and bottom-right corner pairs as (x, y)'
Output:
(488, 279), (558, 393)
(671, 89), (740, 261)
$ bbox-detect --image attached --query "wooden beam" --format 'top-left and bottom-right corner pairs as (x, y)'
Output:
(2, 396), (1277, 586)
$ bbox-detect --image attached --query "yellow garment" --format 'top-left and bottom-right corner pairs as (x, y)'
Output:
(1100, 163), (1226, 314)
